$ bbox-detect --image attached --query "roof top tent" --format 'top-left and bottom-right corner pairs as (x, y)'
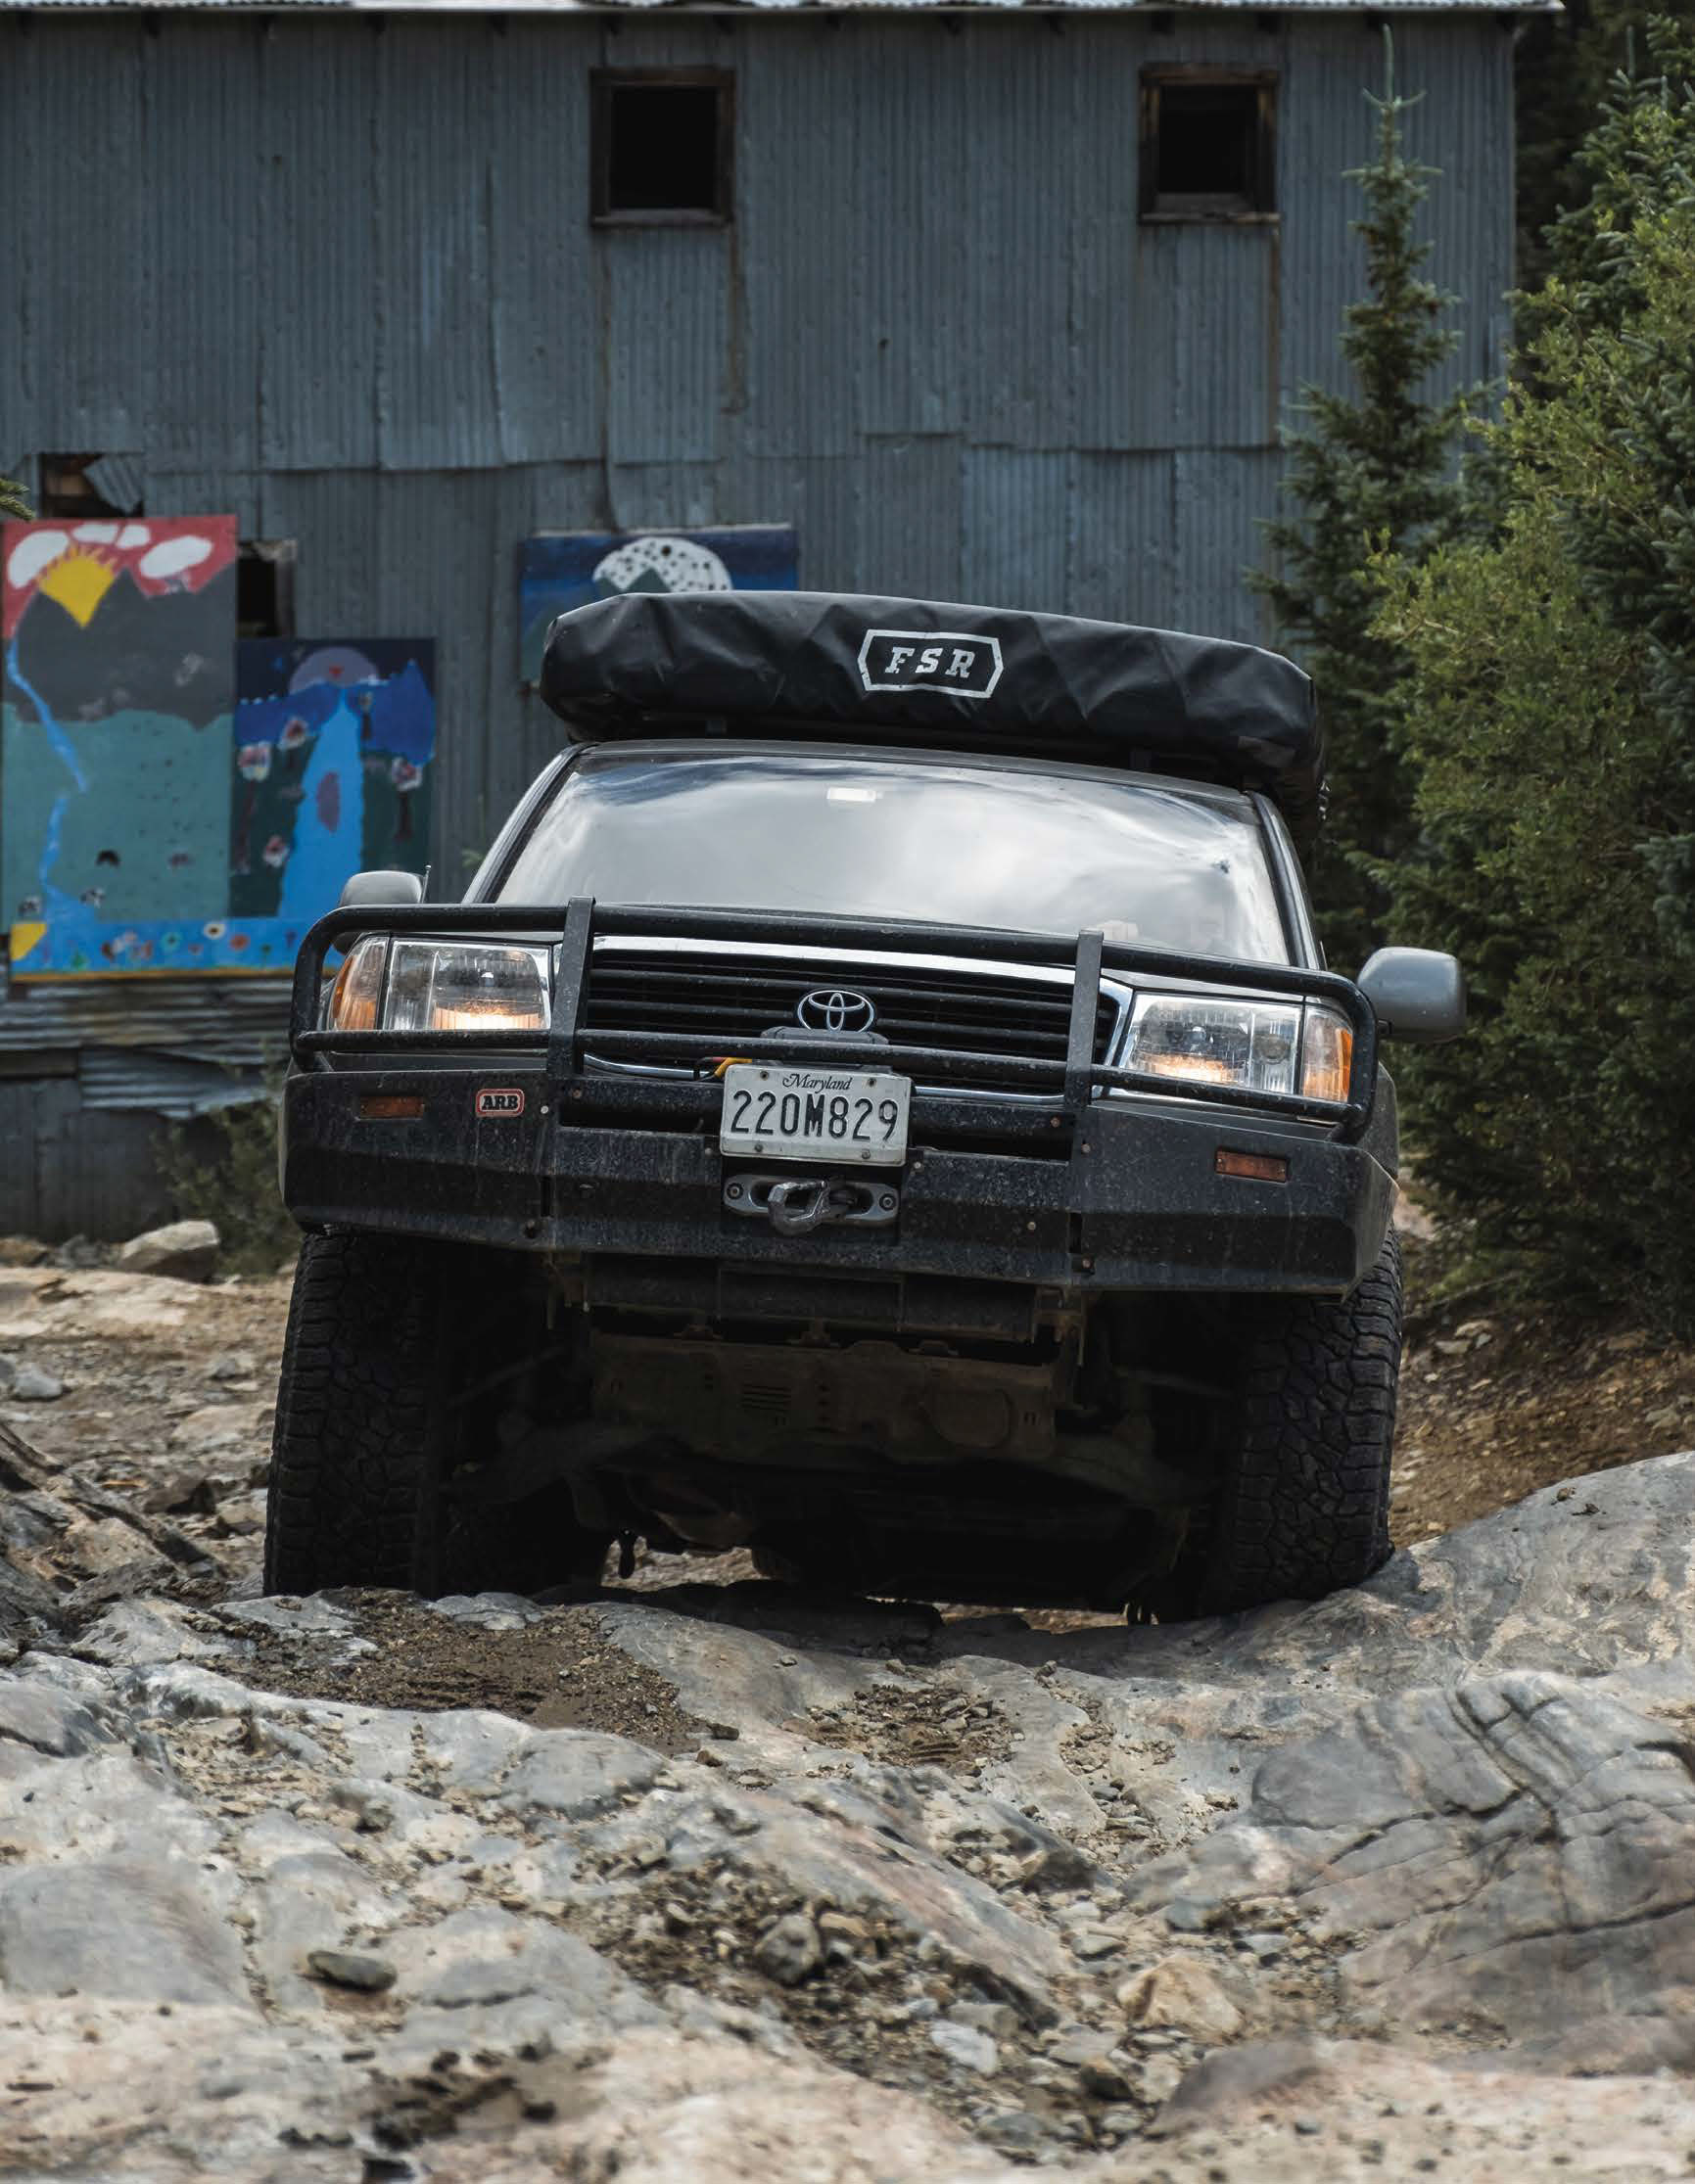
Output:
(540, 591), (1324, 851)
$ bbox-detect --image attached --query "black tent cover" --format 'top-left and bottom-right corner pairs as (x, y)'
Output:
(541, 591), (1323, 842)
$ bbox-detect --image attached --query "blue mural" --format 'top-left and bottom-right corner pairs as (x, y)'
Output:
(2, 555), (437, 980)
(231, 639), (435, 921)
(518, 526), (799, 683)
(9, 912), (311, 979)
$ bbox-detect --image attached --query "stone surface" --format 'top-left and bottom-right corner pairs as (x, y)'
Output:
(1119, 1957), (1245, 2041)
(0, 1453), (1693, 2175)
(1125, 1669), (1695, 2035)
(0, 1357), (65, 1401)
(931, 2019), (1001, 2073)
(305, 1947), (396, 1992)
(0, 1858), (252, 2007)
(170, 1400), (272, 1453)
(752, 1910), (823, 1985)
(117, 1221), (220, 1282)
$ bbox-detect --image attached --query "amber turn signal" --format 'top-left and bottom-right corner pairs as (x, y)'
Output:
(358, 1094), (425, 1121)
(1298, 1010), (1354, 1103)
(1214, 1147), (1289, 1184)
(326, 937), (385, 1032)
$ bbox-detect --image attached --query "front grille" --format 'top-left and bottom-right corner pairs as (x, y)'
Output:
(580, 948), (1120, 1088)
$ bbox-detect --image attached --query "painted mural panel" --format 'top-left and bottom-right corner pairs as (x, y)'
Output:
(2, 515), (438, 979)
(3, 517), (238, 977)
(518, 525), (799, 683)
(6, 637), (438, 981)
(231, 639), (435, 919)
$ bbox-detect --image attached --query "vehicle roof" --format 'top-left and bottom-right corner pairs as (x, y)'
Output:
(565, 736), (1266, 822)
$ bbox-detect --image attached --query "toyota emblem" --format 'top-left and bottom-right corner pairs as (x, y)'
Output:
(796, 988), (876, 1034)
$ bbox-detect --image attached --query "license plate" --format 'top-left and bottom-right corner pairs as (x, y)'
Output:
(719, 1064), (911, 1167)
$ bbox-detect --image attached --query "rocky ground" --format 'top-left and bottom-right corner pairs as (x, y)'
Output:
(4, 1236), (1695, 2179)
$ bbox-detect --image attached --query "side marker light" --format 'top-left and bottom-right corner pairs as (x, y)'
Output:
(1215, 1147), (1289, 1184)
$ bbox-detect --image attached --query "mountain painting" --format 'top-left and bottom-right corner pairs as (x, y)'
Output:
(518, 526), (798, 684)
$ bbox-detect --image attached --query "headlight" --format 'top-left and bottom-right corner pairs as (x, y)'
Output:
(322, 938), (552, 1034)
(1123, 993), (1354, 1105)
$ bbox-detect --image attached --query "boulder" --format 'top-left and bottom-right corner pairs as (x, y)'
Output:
(1118, 1957), (1245, 2041)
(169, 1400), (272, 1454)
(0, 1359), (66, 1402)
(116, 1221), (220, 1282)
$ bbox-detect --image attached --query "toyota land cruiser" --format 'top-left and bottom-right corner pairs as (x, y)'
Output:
(265, 591), (1463, 1616)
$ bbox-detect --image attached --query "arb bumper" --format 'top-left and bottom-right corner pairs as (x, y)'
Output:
(281, 899), (1395, 1301)
(282, 1062), (1392, 1295)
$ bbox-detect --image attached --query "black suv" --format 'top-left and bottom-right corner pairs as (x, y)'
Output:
(266, 592), (1463, 1616)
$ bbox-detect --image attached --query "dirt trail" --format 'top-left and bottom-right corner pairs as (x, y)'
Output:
(1391, 1234), (1695, 1543)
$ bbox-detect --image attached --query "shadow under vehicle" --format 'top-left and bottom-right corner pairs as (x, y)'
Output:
(266, 592), (1463, 1615)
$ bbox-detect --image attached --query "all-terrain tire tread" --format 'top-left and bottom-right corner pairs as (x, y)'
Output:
(1201, 1231), (1402, 1614)
(263, 1231), (445, 1595)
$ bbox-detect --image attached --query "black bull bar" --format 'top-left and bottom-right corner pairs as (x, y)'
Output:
(289, 899), (1380, 1138)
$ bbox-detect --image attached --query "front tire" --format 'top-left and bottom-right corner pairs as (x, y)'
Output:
(1195, 1231), (1402, 1615)
(264, 1231), (606, 1598)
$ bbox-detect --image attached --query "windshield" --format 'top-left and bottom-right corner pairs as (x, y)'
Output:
(495, 744), (1289, 962)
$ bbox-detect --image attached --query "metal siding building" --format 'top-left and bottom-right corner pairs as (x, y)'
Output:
(0, 2), (1520, 1235)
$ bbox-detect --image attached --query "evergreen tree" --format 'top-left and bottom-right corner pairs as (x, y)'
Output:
(1249, 32), (1474, 970)
(0, 475), (29, 523)
(1382, 20), (1695, 1324)
(1515, 0), (1680, 285)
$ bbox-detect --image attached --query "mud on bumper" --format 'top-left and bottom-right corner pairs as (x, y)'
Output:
(282, 1064), (1393, 1300)
(281, 899), (1395, 1309)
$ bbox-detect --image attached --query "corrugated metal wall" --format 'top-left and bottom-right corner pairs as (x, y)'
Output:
(0, 8), (1515, 1234)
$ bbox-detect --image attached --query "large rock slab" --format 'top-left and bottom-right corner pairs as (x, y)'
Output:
(1127, 1669), (1695, 2033)
(2, 1452), (1695, 2175)
(117, 1220), (220, 1282)
(0, 1857), (252, 2007)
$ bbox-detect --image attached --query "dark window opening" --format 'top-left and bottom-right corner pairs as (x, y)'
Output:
(37, 453), (144, 520)
(1141, 73), (1277, 220)
(238, 539), (297, 639)
(591, 71), (733, 226)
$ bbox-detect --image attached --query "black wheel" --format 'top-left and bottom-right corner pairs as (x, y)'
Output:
(1191, 1231), (1402, 1615)
(264, 1231), (608, 1598)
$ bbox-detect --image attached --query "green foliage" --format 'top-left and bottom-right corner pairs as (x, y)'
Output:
(163, 1065), (300, 1277)
(0, 475), (31, 522)
(1249, 33), (1476, 971)
(1382, 20), (1695, 1326)
(1515, 0), (1684, 285)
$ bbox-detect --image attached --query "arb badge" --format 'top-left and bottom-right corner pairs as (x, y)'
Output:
(474, 1087), (525, 1118)
(857, 629), (1004, 699)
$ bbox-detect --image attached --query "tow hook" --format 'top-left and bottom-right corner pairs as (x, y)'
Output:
(724, 1175), (901, 1233)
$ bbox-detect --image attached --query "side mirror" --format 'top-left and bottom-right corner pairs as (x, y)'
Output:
(1356, 947), (1466, 1045)
(338, 869), (423, 910)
